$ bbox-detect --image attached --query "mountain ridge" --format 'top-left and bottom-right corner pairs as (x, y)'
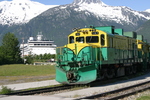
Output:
(72, 0), (103, 5)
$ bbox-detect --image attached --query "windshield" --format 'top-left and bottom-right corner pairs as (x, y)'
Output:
(86, 36), (99, 43)
(69, 36), (74, 43)
(76, 37), (84, 43)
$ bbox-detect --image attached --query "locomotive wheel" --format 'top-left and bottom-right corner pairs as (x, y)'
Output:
(133, 66), (137, 74)
(99, 71), (105, 80)
(125, 66), (133, 75)
(106, 69), (115, 78)
(99, 69), (105, 80)
(100, 73), (105, 80)
(129, 66), (133, 74)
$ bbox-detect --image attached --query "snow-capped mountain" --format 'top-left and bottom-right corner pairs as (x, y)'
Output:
(0, 0), (150, 26)
(145, 9), (150, 13)
(71, 0), (150, 26)
(10, 0), (149, 46)
(0, 0), (58, 25)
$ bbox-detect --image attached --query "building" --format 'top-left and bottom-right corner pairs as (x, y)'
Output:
(20, 34), (57, 57)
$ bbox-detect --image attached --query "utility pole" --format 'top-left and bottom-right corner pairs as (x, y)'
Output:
(22, 37), (24, 58)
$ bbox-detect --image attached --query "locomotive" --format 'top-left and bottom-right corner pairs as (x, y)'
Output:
(55, 26), (150, 84)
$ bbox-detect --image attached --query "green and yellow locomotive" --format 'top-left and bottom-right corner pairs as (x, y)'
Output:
(55, 26), (150, 84)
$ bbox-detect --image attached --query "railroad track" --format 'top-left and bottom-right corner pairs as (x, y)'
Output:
(3, 73), (149, 98)
(78, 80), (150, 100)
(3, 76), (126, 96)
(5, 85), (74, 95)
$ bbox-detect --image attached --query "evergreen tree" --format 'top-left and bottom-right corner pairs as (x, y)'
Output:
(1, 32), (23, 64)
(0, 47), (4, 65)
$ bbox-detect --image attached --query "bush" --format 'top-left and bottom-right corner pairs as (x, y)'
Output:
(0, 86), (14, 94)
(24, 55), (34, 64)
(24, 54), (56, 64)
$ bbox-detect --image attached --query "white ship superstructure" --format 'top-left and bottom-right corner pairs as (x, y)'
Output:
(20, 34), (57, 56)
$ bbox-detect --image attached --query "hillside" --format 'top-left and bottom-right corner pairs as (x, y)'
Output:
(136, 20), (150, 42)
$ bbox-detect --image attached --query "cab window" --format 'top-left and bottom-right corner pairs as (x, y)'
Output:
(86, 36), (99, 43)
(69, 36), (74, 43)
(101, 34), (105, 46)
(76, 37), (84, 43)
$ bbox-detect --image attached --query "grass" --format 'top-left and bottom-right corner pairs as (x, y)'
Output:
(0, 64), (56, 84)
(137, 95), (150, 100)
(0, 64), (55, 76)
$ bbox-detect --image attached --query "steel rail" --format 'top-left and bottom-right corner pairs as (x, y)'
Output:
(5, 85), (74, 95)
(77, 80), (150, 100)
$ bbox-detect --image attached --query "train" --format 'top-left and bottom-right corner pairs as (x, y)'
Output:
(55, 25), (150, 84)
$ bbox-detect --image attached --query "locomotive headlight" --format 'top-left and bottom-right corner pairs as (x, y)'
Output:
(82, 30), (88, 34)
(76, 33), (80, 36)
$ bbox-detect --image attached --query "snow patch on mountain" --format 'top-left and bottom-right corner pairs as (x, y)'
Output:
(0, 0), (58, 25)
(72, 0), (104, 5)
(72, 0), (150, 25)
(145, 9), (150, 13)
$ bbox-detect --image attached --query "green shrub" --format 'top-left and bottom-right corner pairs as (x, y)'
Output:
(0, 86), (14, 94)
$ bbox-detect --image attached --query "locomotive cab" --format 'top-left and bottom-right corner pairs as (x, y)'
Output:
(68, 28), (107, 47)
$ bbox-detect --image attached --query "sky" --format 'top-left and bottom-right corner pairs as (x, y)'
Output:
(2, 0), (150, 11)
(33, 0), (150, 11)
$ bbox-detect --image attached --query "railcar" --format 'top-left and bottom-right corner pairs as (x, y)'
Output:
(137, 35), (150, 70)
(55, 26), (150, 84)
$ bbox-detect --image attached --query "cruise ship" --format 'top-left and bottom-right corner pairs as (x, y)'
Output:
(20, 34), (57, 57)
